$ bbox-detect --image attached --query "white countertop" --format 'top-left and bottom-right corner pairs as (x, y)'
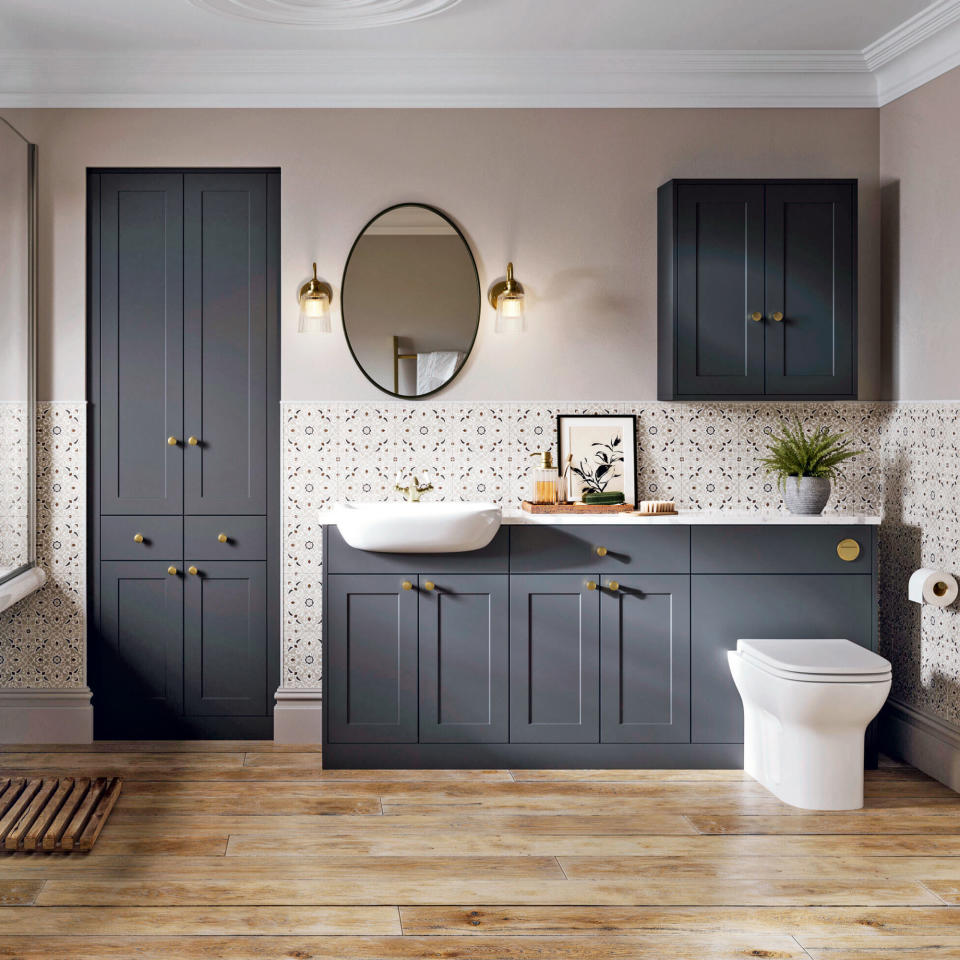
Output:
(318, 506), (881, 526)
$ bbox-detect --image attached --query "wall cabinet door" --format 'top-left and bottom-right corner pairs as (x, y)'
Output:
(675, 183), (765, 397)
(419, 575), (509, 744)
(98, 174), (184, 515)
(510, 575), (600, 743)
(184, 561), (268, 718)
(183, 173), (268, 515)
(600, 575), (690, 743)
(96, 561), (183, 733)
(691, 574), (873, 743)
(327, 574), (419, 744)
(764, 183), (856, 397)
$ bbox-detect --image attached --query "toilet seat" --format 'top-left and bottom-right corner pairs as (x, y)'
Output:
(737, 638), (891, 684)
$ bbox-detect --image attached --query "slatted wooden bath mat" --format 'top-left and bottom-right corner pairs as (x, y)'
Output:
(0, 776), (122, 852)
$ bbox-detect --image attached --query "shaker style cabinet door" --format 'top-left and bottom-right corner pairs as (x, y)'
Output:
(98, 174), (184, 515)
(96, 561), (184, 736)
(419, 575), (509, 744)
(674, 183), (765, 397)
(764, 183), (856, 397)
(327, 574), (419, 744)
(510, 575), (600, 743)
(600, 575), (691, 743)
(183, 173), (269, 515)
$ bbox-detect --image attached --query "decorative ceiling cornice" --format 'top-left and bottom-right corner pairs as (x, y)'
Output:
(187, 0), (463, 29)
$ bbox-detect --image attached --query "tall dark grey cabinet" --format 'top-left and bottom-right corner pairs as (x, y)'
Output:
(89, 169), (280, 738)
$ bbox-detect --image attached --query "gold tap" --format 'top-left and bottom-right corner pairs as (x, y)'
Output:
(394, 472), (434, 503)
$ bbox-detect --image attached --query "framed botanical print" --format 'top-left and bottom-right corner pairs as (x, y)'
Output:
(557, 414), (637, 507)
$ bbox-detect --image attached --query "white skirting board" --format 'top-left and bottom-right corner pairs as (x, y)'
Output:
(0, 687), (93, 744)
(273, 688), (322, 745)
(881, 698), (960, 792)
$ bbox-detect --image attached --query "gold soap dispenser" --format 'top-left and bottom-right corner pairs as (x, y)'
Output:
(529, 451), (559, 505)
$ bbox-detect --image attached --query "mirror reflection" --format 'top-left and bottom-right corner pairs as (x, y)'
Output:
(341, 204), (480, 397)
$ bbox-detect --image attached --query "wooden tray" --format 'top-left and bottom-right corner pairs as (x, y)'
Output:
(521, 501), (636, 515)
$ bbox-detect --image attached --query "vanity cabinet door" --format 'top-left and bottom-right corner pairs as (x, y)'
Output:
(183, 561), (268, 718)
(600, 575), (690, 743)
(419, 575), (509, 743)
(691, 574), (873, 743)
(510, 575), (600, 743)
(327, 574), (419, 744)
(674, 183), (765, 397)
(764, 183), (856, 397)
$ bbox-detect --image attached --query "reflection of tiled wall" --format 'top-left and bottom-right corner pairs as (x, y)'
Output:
(0, 403), (85, 689)
(0, 402), (29, 570)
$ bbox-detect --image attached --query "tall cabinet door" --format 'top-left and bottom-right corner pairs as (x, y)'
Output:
(764, 183), (856, 397)
(98, 174), (183, 515)
(183, 561), (267, 717)
(675, 183), (765, 396)
(510, 575), (600, 744)
(98, 561), (184, 731)
(327, 574), (419, 744)
(419, 575), (509, 744)
(183, 173), (268, 515)
(600, 575), (690, 744)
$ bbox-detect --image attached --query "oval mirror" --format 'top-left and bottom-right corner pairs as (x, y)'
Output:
(341, 204), (480, 398)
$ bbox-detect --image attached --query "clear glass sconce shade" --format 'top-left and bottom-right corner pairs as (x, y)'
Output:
(495, 290), (525, 334)
(299, 290), (331, 333)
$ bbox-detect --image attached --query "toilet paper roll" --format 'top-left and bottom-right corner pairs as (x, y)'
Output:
(908, 568), (959, 607)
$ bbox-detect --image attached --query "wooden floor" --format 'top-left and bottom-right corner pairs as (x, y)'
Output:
(1, 744), (959, 958)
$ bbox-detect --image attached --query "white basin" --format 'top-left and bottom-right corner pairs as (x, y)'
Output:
(335, 502), (501, 553)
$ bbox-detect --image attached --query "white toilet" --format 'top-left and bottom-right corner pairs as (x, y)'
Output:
(728, 638), (891, 811)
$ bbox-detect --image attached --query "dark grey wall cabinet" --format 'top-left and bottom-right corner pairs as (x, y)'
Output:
(89, 169), (280, 739)
(659, 179), (857, 400)
(419, 575), (509, 744)
(322, 523), (879, 768)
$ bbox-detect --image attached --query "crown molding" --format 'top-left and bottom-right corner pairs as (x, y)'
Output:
(187, 0), (464, 29)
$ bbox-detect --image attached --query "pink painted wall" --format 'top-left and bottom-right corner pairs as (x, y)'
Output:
(5, 107), (882, 401)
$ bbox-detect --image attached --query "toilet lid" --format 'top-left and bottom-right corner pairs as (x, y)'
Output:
(737, 638), (891, 678)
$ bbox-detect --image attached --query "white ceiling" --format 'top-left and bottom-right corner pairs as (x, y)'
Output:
(1, 0), (959, 106)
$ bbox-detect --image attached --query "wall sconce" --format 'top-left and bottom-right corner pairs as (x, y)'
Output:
(488, 262), (525, 333)
(298, 262), (333, 333)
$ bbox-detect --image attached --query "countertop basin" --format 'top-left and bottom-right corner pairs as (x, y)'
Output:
(334, 502), (502, 553)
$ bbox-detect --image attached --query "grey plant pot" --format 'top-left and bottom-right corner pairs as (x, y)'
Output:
(783, 476), (831, 515)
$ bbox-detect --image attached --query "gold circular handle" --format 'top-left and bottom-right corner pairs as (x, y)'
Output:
(188, 566), (199, 576)
(596, 546), (608, 557)
(772, 312), (784, 323)
(424, 581), (436, 592)
(167, 436), (178, 446)
(401, 581), (413, 591)
(133, 533), (144, 544)
(751, 312), (763, 323)
(608, 581), (620, 592)
(167, 566), (178, 576)
(188, 436), (199, 446)
(837, 539), (861, 562)
(586, 581), (597, 591)
(218, 533), (228, 543)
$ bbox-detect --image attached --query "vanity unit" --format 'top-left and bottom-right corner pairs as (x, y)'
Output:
(321, 513), (879, 768)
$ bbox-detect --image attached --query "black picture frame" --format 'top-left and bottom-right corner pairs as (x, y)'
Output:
(556, 414), (638, 508)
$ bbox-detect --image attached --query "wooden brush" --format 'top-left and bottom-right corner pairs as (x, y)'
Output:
(637, 500), (678, 516)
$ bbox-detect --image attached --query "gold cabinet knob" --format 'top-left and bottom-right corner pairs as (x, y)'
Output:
(837, 538), (861, 562)
(401, 581), (413, 591)
(586, 581), (597, 591)
(188, 436), (199, 446)
(217, 533), (228, 543)
(596, 546), (608, 557)
(133, 533), (144, 544)
(167, 436), (178, 446)
(423, 581), (436, 592)
(607, 581), (620, 592)
(188, 566), (199, 576)
(167, 566), (178, 576)
(771, 311), (784, 322)
(751, 311), (763, 323)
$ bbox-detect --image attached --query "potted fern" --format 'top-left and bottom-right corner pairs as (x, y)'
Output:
(759, 418), (862, 515)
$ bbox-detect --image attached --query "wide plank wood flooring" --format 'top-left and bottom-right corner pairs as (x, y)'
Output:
(0, 744), (958, 957)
